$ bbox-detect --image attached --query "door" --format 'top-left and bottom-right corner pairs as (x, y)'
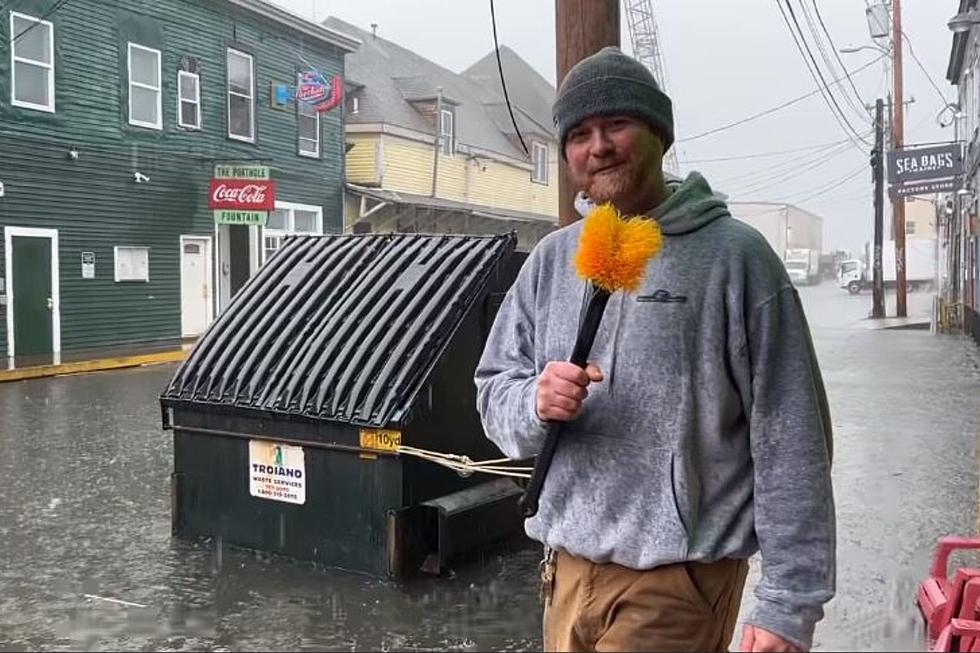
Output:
(11, 236), (53, 356)
(180, 237), (212, 337)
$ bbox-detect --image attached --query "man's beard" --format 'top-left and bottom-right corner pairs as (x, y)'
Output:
(585, 161), (643, 205)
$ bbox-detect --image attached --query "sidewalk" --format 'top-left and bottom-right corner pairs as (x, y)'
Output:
(0, 340), (192, 383)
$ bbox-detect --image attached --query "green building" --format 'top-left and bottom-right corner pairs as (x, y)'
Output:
(0, 0), (357, 362)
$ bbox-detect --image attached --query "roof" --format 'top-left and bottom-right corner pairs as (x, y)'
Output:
(462, 46), (557, 139)
(230, 0), (359, 52)
(323, 17), (546, 161)
(162, 232), (517, 428)
(348, 184), (557, 225)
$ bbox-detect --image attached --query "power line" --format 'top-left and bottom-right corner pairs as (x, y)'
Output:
(712, 138), (854, 188)
(901, 32), (952, 109)
(723, 140), (858, 196)
(1, 0), (72, 52)
(489, 0), (529, 157)
(777, 162), (868, 204)
(676, 55), (883, 143)
(778, 0), (871, 148)
(678, 137), (853, 163)
(810, 0), (871, 121)
(798, 0), (868, 123)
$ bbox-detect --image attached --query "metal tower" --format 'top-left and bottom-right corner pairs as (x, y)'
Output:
(624, 0), (679, 175)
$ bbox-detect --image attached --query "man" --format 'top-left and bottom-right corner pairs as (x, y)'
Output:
(474, 47), (835, 652)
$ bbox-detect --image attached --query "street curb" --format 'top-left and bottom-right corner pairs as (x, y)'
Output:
(0, 350), (187, 383)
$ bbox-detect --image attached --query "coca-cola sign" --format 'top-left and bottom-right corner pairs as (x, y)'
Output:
(208, 179), (276, 211)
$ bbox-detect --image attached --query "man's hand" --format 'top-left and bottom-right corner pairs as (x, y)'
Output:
(535, 361), (603, 421)
(739, 625), (802, 652)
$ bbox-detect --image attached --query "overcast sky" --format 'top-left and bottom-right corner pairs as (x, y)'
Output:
(272, 0), (956, 255)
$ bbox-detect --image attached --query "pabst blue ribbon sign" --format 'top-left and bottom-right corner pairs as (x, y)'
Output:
(209, 165), (275, 226)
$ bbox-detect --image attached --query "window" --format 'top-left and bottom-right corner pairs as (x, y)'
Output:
(114, 247), (150, 282)
(178, 70), (201, 130)
(439, 109), (454, 155)
(128, 43), (162, 129)
(227, 48), (255, 142)
(297, 73), (320, 157)
(262, 203), (323, 263)
(350, 96), (359, 114)
(531, 141), (549, 184)
(10, 12), (54, 112)
(906, 220), (916, 235)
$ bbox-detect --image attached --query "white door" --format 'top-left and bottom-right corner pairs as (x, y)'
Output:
(180, 237), (212, 337)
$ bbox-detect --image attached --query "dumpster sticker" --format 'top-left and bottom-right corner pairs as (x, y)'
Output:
(249, 440), (306, 505)
(359, 428), (402, 452)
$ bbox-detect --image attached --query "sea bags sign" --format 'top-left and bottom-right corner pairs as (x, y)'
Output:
(209, 165), (276, 226)
(888, 143), (963, 196)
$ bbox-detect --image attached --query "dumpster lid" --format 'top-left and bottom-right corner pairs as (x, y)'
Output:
(161, 232), (517, 427)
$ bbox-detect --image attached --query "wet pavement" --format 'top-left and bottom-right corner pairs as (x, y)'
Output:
(1, 282), (978, 651)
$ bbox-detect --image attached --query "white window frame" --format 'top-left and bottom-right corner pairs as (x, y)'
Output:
(114, 246), (150, 282)
(10, 11), (55, 113)
(227, 48), (255, 143)
(531, 141), (549, 184)
(439, 109), (454, 156)
(297, 73), (320, 158)
(177, 70), (201, 130)
(127, 43), (162, 130)
(262, 202), (323, 264)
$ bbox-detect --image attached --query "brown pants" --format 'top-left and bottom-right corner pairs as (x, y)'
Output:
(543, 550), (748, 652)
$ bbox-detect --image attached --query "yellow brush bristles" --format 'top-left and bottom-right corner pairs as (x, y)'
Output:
(574, 203), (664, 293)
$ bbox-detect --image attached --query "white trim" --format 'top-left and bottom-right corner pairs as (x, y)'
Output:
(10, 11), (55, 113)
(297, 73), (321, 159)
(262, 202), (323, 264)
(531, 141), (549, 184)
(128, 43), (163, 130)
(179, 235), (214, 337)
(4, 226), (60, 358)
(227, 48), (255, 143)
(113, 245), (150, 282)
(177, 70), (201, 130)
(439, 109), (454, 156)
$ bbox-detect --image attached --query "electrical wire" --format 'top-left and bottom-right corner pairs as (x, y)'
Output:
(775, 162), (868, 204)
(676, 55), (883, 143)
(1, 0), (72, 52)
(722, 141), (858, 196)
(712, 136), (861, 189)
(901, 31), (952, 108)
(489, 0), (529, 157)
(810, 0), (872, 120)
(778, 0), (871, 147)
(677, 137), (853, 164)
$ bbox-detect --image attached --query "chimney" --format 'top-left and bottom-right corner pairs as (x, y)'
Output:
(370, 23), (378, 39)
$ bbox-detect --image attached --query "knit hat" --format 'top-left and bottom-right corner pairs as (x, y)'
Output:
(553, 46), (674, 157)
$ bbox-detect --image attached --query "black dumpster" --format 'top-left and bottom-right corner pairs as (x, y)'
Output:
(160, 232), (524, 577)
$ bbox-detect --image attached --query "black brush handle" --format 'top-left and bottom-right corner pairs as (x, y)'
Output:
(520, 286), (611, 518)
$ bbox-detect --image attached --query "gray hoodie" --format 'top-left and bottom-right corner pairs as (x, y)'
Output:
(474, 172), (835, 650)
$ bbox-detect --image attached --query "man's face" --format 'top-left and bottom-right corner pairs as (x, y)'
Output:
(564, 115), (664, 209)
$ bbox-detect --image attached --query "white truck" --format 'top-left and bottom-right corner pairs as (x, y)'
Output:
(837, 239), (936, 295)
(784, 248), (821, 286)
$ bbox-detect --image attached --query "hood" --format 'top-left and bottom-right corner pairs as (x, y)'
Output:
(574, 172), (729, 236)
(650, 172), (730, 235)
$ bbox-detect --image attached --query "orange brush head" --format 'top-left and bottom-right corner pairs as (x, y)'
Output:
(573, 203), (664, 293)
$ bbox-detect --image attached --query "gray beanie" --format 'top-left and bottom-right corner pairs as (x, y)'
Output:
(553, 46), (674, 157)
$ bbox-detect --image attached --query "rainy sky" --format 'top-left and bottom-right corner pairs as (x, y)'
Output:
(272, 0), (957, 255)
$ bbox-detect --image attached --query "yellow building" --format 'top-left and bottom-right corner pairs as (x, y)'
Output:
(325, 19), (558, 250)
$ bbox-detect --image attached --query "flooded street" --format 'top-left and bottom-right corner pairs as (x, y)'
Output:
(1, 283), (979, 652)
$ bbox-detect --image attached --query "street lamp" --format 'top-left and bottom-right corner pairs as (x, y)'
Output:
(949, 10), (980, 33)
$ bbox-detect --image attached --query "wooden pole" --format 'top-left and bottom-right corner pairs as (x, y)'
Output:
(892, 0), (907, 317)
(556, 0), (619, 226)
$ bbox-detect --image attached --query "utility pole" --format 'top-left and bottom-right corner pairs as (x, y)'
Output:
(891, 0), (908, 317)
(556, 0), (619, 226)
(873, 99), (886, 319)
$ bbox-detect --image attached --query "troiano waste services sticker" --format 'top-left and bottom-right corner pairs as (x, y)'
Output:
(248, 440), (306, 505)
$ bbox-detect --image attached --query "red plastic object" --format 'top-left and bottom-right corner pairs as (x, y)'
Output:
(917, 537), (980, 651)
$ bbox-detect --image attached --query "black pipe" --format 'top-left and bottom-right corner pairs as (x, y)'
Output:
(519, 284), (611, 518)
